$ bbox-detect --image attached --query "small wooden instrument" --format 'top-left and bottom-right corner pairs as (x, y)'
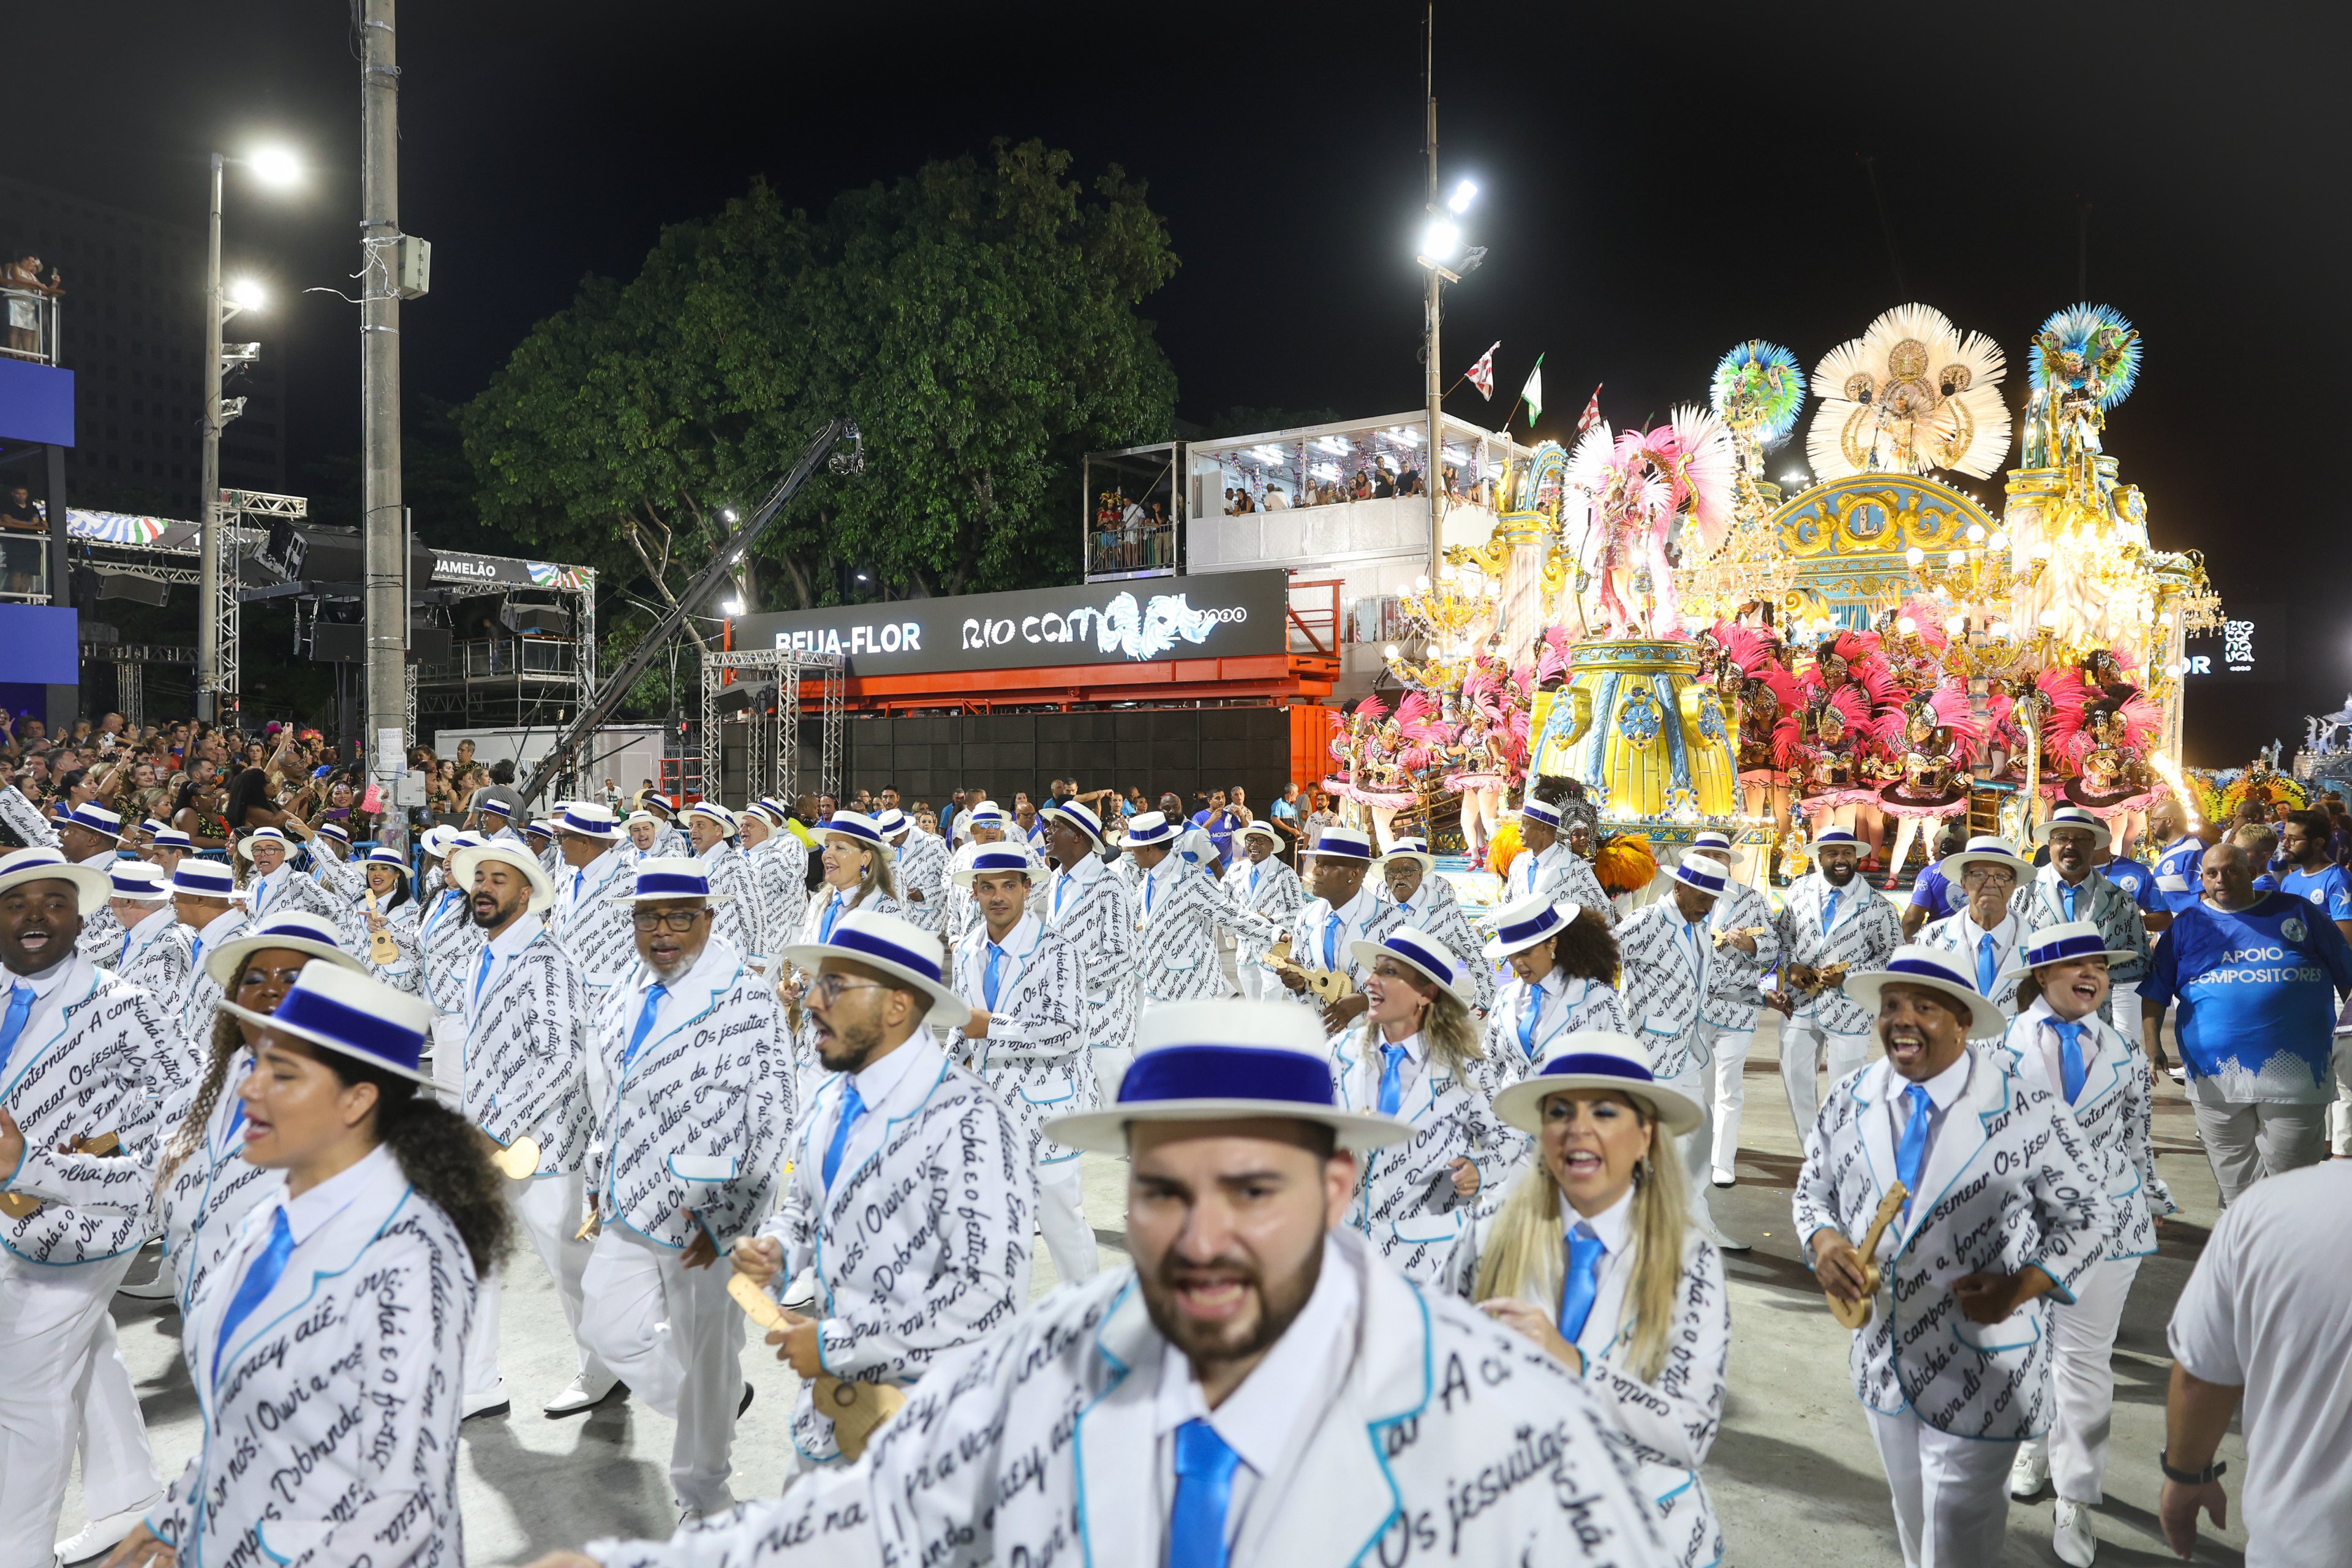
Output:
(489, 1134), (541, 1182)
(1786, 960), (1850, 1000)
(0, 1131), (121, 1219)
(1256, 936), (1355, 1006)
(1711, 924), (1768, 949)
(1825, 1181), (1908, 1330)
(364, 892), (401, 967)
(728, 1272), (907, 1460)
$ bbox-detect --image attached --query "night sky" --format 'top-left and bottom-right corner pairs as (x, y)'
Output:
(14, 1), (2344, 767)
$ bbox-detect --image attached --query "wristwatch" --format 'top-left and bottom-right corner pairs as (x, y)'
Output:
(2159, 1450), (2226, 1485)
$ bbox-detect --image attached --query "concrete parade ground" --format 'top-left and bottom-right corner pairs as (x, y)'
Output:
(75, 1011), (2248, 1567)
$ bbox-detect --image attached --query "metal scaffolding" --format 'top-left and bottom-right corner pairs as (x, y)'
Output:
(698, 647), (843, 807)
(212, 488), (306, 721)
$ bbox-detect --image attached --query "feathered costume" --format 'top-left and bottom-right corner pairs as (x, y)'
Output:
(1807, 304), (2013, 480)
(1562, 405), (1736, 637)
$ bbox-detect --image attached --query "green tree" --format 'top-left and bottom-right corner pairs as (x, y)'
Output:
(462, 138), (1178, 639)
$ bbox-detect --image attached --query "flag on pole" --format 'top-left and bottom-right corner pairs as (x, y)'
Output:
(1576, 383), (1604, 433)
(1518, 355), (1544, 427)
(1464, 341), (1499, 401)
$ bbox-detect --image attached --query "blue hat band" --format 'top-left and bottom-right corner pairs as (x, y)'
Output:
(174, 869), (236, 895)
(1128, 823), (1177, 843)
(1815, 829), (1858, 843)
(1522, 804), (1562, 826)
(1494, 909), (1562, 944)
(2026, 932), (2111, 967)
(1044, 802), (1102, 835)
(970, 851), (1031, 875)
(1677, 864), (1727, 890)
(635, 870), (713, 899)
(1379, 932), (1456, 983)
(1537, 1051), (1659, 1087)
(1884, 956), (1976, 991)
(1118, 1044), (1337, 1110)
(110, 875), (160, 895)
(827, 824), (884, 849)
(824, 925), (943, 985)
(1316, 835), (1373, 859)
(273, 987), (424, 1076)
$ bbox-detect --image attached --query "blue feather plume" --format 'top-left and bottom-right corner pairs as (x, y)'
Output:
(1711, 341), (1806, 448)
(2029, 303), (2141, 410)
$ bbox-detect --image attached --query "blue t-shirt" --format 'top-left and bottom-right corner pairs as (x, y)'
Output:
(2253, 873), (2282, 893)
(2150, 834), (2206, 914)
(2139, 892), (2352, 1101)
(1907, 863), (1958, 918)
(1270, 797), (1300, 822)
(2280, 864), (2352, 924)
(2103, 856), (2162, 913)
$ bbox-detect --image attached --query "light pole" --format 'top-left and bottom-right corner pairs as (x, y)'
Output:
(1413, 3), (1482, 575)
(197, 147), (300, 723)
(360, 0), (406, 835)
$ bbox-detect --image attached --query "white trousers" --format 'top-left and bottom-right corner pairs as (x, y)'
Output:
(1038, 1159), (1098, 1284)
(1698, 1020), (1754, 1179)
(429, 1014), (466, 1109)
(2016, 1254), (2141, 1504)
(1780, 1016), (1872, 1146)
(72, 1303), (162, 1523)
(1237, 961), (1270, 1000)
(0, 1253), (153, 1567)
(1091, 1041), (1136, 1103)
(1866, 1406), (2018, 1568)
(578, 1227), (744, 1514)
(466, 1169), (611, 1398)
(1663, 1063), (1722, 1233)
(2189, 1093), (2329, 1205)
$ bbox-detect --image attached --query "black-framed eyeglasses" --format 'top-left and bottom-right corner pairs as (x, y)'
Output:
(630, 909), (709, 933)
(808, 973), (888, 1006)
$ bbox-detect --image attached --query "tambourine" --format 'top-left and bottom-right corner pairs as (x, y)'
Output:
(1825, 1182), (1908, 1330)
(728, 1272), (907, 1460)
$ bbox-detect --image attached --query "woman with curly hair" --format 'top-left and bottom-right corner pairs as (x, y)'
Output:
(102, 963), (507, 1568)
(1475, 894), (1624, 1104)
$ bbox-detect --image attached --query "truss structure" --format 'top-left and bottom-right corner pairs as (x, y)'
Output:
(698, 647), (844, 807)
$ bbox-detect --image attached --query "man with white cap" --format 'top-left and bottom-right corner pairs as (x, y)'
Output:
(240, 824), (347, 929)
(1273, 824), (1404, 1036)
(621, 809), (664, 862)
(1507, 791), (1615, 921)
(641, 791), (691, 858)
(1615, 853), (1751, 1250)
(100, 860), (194, 1003)
(1222, 819), (1303, 999)
(2011, 806), (2150, 1028)
(1796, 944), (2111, 1568)
(731, 908), (1032, 1472)
(418, 826), (489, 1096)
(951, 842), (1098, 1283)
(452, 835), (614, 1419)
(1770, 824), (1904, 1136)
(578, 856), (786, 1521)
(684, 801), (767, 961)
(59, 803), (129, 963)
(1916, 834), (2032, 1023)
(565, 998), (1670, 1568)
(1037, 796), (1142, 1098)
(143, 823), (193, 880)
(306, 818), (364, 900)
(1681, 831), (1779, 1188)
(1374, 832), (1494, 1014)
(529, 816), (564, 875)
(1125, 810), (1280, 1013)
(737, 800), (809, 969)
(1991, 922), (2177, 1564)
(552, 800), (640, 997)
(165, 859), (250, 1066)
(881, 805), (950, 935)
(476, 793), (529, 846)
(0, 846), (179, 1565)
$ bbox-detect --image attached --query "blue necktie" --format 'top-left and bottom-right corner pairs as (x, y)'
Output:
(1975, 933), (1998, 998)
(1322, 911), (1341, 971)
(473, 947), (495, 1005)
(190, 935), (204, 968)
(1145, 873), (1156, 915)
(1052, 874), (1068, 917)
(1377, 1043), (1408, 1114)
(571, 868), (584, 904)
(1249, 865), (1261, 899)
(2061, 882), (2079, 920)
(821, 1082), (866, 1191)
(1518, 984), (1545, 1060)
(1822, 889), (1842, 933)
(622, 982), (667, 1068)
(118, 927), (135, 967)
(0, 983), (33, 1075)
(1558, 1223), (1606, 1344)
(983, 943), (1005, 1011)
(820, 894), (844, 941)
(1169, 1418), (1243, 1568)
(1895, 1084), (1931, 1219)
(2054, 1019), (2087, 1103)
(213, 1206), (295, 1385)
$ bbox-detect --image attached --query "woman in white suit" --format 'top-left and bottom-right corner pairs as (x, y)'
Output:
(1476, 894), (1626, 1101)
(1995, 921), (2177, 1567)
(1446, 1030), (1730, 1568)
(95, 963), (508, 1568)
(357, 846), (425, 993)
(777, 812), (908, 1104)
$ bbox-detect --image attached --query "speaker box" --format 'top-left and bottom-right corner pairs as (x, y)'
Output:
(497, 601), (568, 637)
(95, 573), (169, 606)
(310, 624), (366, 663)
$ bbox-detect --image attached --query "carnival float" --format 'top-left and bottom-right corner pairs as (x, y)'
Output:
(1318, 301), (2223, 892)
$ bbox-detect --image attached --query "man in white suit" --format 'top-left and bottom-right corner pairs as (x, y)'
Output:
(1037, 797), (1140, 1098)
(1505, 794), (1614, 922)
(1770, 826), (1904, 1137)
(550, 801), (640, 999)
(1274, 826), (1404, 1036)
(1124, 812), (1278, 1012)
(549, 999), (1673, 1568)
(1221, 821), (1303, 998)
(1376, 834), (1494, 1014)
(1915, 835), (2030, 1022)
(1796, 944), (2112, 1568)
(1683, 831), (1778, 1188)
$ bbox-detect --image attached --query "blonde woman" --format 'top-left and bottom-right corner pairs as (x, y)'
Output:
(1330, 927), (1506, 1283)
(1446, 1030), (1729, 1568)
(1477, 894), (1627, 1100)
(778, 810), (909, 1103)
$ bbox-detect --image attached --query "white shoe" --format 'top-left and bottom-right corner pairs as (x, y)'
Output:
(463, 1380), (511, 1420)
(2007, 1442), (2048, 1499)
(543, 1372), (620, 1417)
(56, 1497), (162, 1564)
(1710, 1170), (1736, 1188)
(2052, 1499), (2097, 1566)
(116, 1266), (179, 1302)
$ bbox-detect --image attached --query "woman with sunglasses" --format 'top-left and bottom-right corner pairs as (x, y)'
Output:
(1447, 1031), (1728, 1568)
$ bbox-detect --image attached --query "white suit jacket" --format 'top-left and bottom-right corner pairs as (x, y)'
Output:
(745, 836), (810, 964)
(111, 904), (195, 1011)
(952, 911), (1091, 1168)
(551, 845), (641, 995)
(1039, 850), (1139, 1057)
(759, 1038), (1033, 1463)
(0, 953), (180, 1265)
(1993, 1002), (2176, 1258)
(893, 827), (951, 934)
(1445, 1188), (1729, 1568)
(589, 1228), (1671, 1568)
(360, 898), (425, 995)
(1772, 873), (1904, 1035)
(246, 861), (347, 927)
(785, 887), (911, 1107)
(1792, 1048), (2111, 1439)
(152, 1145), (473, 1568)
(171, 910), (249, 1071)
(586, 938), (787, 1250)
(1281, 884), (1406, 1031)
(1697, 876), (1780, 1031)
(2010, 867), (2152, 998)
(1476, 973), (1629, 1101)
(1223, 852), (1305, 931)
(156, 1049), (283, 1315)
(1330, 1031), (1506, 1283)
(1510, 841), (1615, 923)
(1616, 900), (1716, 1081)
(0, 783), (59, 848)
(1131, 857), (1275, 1003)
(1389, 877), (1496, 1012)
(462, 913), (593, 1175)
(418, 884), (484, 1019)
